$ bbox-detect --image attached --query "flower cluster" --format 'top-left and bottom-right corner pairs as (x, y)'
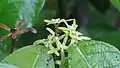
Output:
(33, 18), (91, 56)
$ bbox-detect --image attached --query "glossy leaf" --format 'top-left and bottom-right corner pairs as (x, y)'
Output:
(68, 40), (120, 68)
(2, 45), (55, 68)
(110, 0), (120, 12)
(0, 63), (18, 68)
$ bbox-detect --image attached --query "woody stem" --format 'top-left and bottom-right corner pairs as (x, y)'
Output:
(55, 24), (59, 35)
(10, 38), (16, 53)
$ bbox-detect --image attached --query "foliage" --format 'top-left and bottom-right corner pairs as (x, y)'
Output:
(2, 45), (54, 68)
(0, 0), (45, 47)
(68, 40), (120, 68)
(0, 0), (120, 68)
(0, 19), (120, 68)
(110, 0), (120, 11)
(0, 0), (45, 61)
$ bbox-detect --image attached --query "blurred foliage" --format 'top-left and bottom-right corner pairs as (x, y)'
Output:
(0, 0), (45, 61)
(110, 0), (120, 11)
(0, 0), (120, 62)
(89, 0), (110, 13)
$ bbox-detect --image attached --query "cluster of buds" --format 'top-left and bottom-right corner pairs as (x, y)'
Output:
(33, 18), (91, 56)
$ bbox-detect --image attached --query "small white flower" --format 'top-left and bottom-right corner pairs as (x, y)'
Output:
(46, 28), (55, 35)
(58, 34), (65, 40)
(48, 49), (60, 56)
(55, 36), (68, 52)
(44, 18), (60, 25)
(41, 18), (91, 56)
(33, 39), (45, 45)
(51, 18), (60, 22)
(47, 45), (60, 56)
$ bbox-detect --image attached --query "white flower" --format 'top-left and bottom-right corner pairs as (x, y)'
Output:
(46, 28), (55, 36)
(39, 18), (92, 56)
(44, 18), (60, 25)
(47, 45), (60, 56)
(58, 19), (91, 43)
(33, 39), (45, 45)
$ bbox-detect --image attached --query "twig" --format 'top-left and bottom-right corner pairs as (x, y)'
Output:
(10, 38), (16, 53)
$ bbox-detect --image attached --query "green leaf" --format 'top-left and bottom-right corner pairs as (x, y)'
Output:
(61, 57), (69, 68)
(0, 63), (18, 68)
(2, 45), (55, 68)
(0, 0), (45, 48)
(0, 0), (45, 27)
(68, 40), (120, 68)
(110, 0), (120, 12)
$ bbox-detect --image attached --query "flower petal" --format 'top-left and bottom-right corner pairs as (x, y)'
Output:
(46, 28), (55, 35)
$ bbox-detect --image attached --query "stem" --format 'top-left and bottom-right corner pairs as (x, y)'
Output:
(55, 24), (59, 34)
(10, 38), (16, 53)
(60, 49), (65, 68)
